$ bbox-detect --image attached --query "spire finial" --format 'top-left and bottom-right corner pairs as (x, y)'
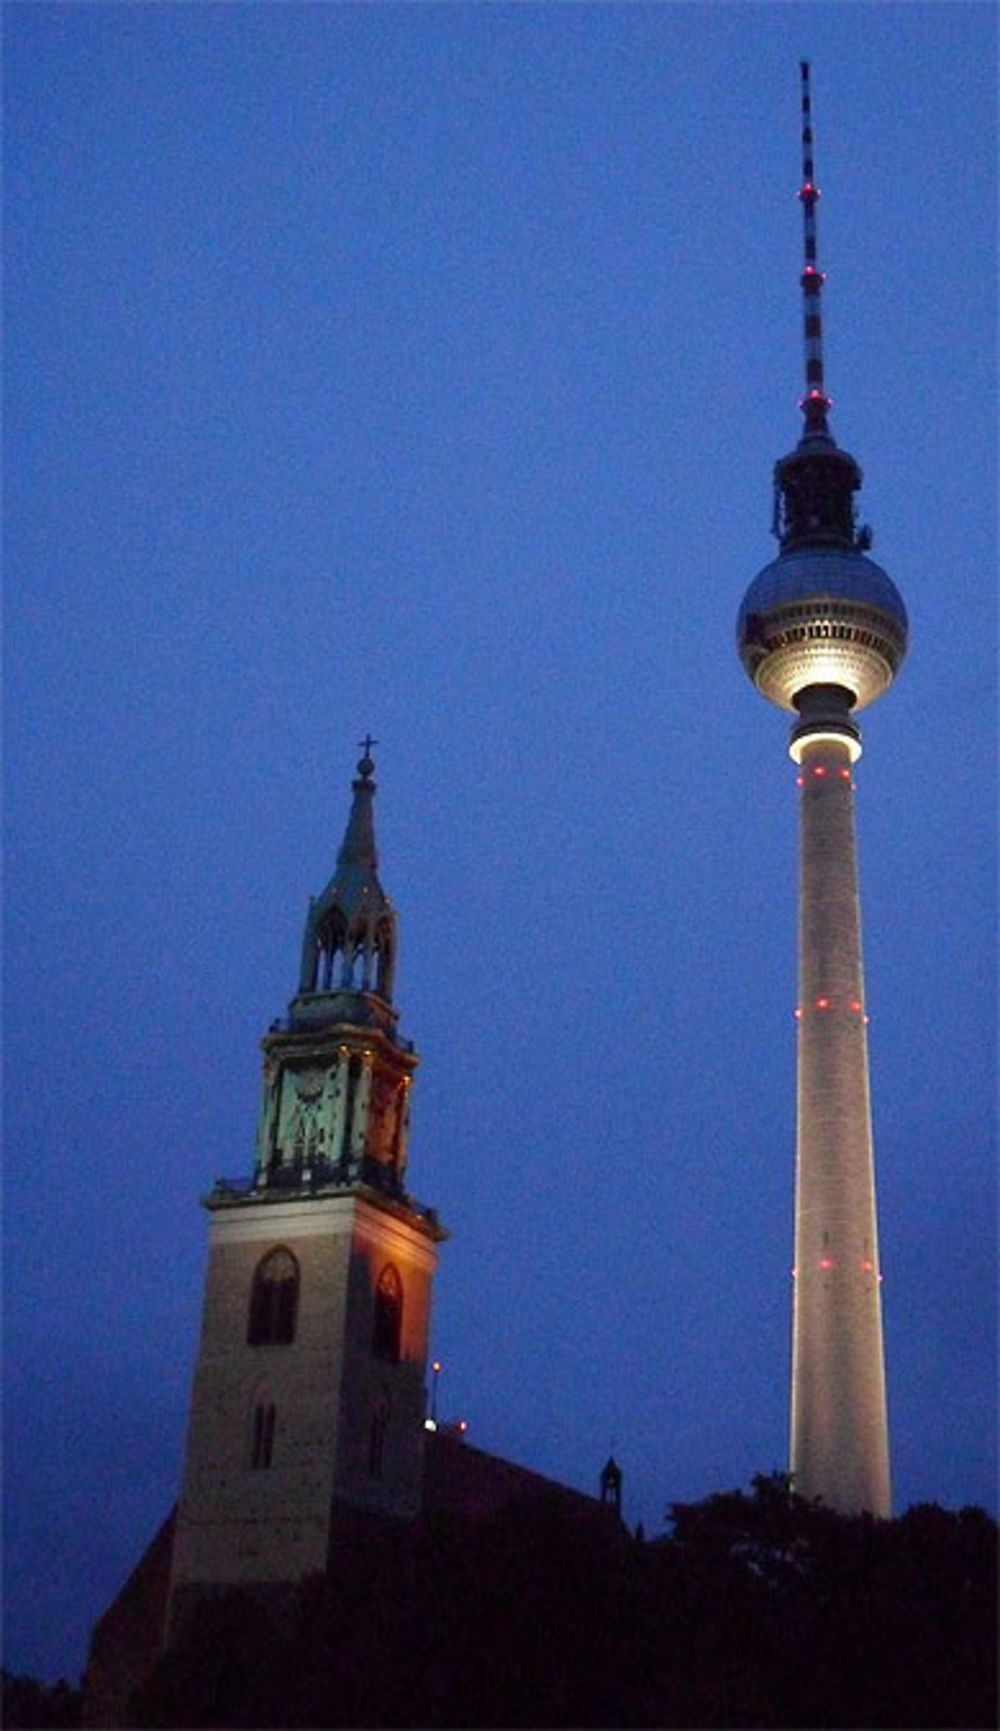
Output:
(797, 60), (832, 442)
(295, 744), (397, 1004)
(356, 734), (378, 779)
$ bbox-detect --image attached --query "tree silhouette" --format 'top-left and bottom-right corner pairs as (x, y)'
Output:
(129, 1480), (997, 1728)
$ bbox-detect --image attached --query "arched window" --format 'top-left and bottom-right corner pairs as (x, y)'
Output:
(372, 1264), (403, 1363)
(251, 1401), (277, 1469)
(290, 1103), (320, 1166)
(247, 1247), (299, 1345)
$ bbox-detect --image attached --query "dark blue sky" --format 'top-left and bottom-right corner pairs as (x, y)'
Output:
(5, 2), (996, 1685)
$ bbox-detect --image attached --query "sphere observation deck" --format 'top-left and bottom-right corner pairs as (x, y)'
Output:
(737, 548), (908, 712)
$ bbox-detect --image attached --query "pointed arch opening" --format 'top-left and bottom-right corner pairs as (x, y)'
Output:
(373, 917), (395, 1000)
(250, 1399), (277, 1469)
(372, 1263), (403, 1363)
(351, 936), (372, 990)
(321, 912), (348, 993)
(247, 1247), (299, 1346)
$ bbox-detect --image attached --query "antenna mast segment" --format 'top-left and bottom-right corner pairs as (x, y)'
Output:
(798, 60), (831, 440)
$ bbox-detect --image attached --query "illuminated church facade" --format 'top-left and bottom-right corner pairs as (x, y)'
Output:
(167, 744), (445, 1623)
(85, 747), (618, 1723)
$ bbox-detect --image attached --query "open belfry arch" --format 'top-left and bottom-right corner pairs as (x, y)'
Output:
(167, 747), (445, 1632)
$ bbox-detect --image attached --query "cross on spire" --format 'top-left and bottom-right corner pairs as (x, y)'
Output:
(358, 734), (378, 758)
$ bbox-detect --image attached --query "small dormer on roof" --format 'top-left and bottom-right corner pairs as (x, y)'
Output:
(298, 741), (396, 1006)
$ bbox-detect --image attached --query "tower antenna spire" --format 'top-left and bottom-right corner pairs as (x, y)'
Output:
(798, 59), (832, 442)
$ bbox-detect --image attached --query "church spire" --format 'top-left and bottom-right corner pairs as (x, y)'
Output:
(298, 739), (396, 1004)
(336, 735), (379, 877)
(771, 62), (871, 556)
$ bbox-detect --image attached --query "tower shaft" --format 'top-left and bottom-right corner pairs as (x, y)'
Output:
(791, 733), (890, 1515)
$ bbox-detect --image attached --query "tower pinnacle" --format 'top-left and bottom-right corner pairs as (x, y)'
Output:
(739, 65), (907, 735)
(769, 61), (870, 557)
(796, 60), (832, 443)
(298, 743), (396, 1003)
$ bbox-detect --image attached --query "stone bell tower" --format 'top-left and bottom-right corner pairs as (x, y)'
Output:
(167, 745), (445, 1629)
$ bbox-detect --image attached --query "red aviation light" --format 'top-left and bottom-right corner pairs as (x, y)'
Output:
(839, 767), (851, 781)
(815, 997), (830, 1010)
(813, 765), (827, 777)
(861, 1259), (874, 1273)
(850, 999), (862, 1013)
(819, 1257), (835, 1271)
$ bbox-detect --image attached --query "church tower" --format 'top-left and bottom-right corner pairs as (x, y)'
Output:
(167, 745), (445, 1628)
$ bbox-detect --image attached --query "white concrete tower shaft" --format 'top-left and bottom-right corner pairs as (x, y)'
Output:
(791, 730), (890, 1515)
(737, 65), (908, 1518)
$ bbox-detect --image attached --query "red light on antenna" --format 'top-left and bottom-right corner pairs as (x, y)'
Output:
(813, 765), (826, 777)
(850, 1000), (862, 1013)
(819, 1257), (834, 1271)
(839, 767), (851, 780)
(815, 997), (830, 1010)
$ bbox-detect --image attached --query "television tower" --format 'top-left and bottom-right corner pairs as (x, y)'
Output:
(736, 63), (907, 1516)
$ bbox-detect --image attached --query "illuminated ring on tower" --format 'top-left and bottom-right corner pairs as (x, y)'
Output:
(737, 549), (908, 712)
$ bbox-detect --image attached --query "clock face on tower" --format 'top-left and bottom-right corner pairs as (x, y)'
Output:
(293, 1069), (326, 1102)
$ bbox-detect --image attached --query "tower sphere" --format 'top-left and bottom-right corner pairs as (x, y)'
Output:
(737, 547), (908, 713)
